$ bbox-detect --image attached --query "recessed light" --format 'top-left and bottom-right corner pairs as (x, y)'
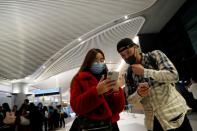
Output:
(25, 77), (30, 80)
(78, 38), (82, 41)
(124, 15), (128, 19)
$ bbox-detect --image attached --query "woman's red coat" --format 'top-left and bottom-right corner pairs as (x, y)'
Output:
(70, 71), (125, 123)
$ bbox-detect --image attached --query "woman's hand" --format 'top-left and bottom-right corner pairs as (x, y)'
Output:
(113, 80), (120, 92)
(96, 76), (116, 95)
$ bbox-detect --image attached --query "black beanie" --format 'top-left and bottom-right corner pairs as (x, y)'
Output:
(117, 38), (135, 53)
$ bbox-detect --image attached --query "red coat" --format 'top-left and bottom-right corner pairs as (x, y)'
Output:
(70, 71), (125, 123)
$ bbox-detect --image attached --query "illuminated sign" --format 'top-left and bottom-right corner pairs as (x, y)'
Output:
(32, 88), (59, 95)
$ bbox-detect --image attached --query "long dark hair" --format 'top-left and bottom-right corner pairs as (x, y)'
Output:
(71, 48), (107, 86)
(2, 103), (11, 112)
(79, 48), (105, 72)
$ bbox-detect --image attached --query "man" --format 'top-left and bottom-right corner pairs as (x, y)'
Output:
(19, 99), (29, 114)
(117, 38), (193, 131)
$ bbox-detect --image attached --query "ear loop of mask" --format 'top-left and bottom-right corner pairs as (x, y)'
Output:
(134, 46), (142, 63)
(134, 46), (141, 57)
(133, 47), (137, 61)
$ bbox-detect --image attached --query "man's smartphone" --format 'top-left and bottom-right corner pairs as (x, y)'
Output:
(107, 71), (119, 81)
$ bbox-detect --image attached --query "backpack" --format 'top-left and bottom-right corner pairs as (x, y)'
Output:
(124, 53), (158, 98)
(3, 112), (16, 125)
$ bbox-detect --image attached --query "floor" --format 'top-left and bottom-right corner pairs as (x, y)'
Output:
(57, 111), (197, 131)
(188, 112), (197, 131)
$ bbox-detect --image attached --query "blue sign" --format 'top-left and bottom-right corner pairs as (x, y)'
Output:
(32, 88), (59, 95)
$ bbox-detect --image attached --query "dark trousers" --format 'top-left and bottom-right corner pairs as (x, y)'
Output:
(112, 122), (120, 131)
(149, 115), (193, 131)
(69, 118), (119, 131)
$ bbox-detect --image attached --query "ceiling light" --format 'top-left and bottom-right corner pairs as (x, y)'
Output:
(124, 15), (128, 19)
(25, 77), (30, 80)
(78, 38), (82, 41)
(42, 66), (46, 69)
(133, 36), (139, 44)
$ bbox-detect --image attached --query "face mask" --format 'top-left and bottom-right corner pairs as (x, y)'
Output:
(125, 55), (136, 65)
(90, 62), (105, 74)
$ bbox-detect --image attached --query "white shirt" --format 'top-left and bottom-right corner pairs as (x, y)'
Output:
(188, 83), (197, 99)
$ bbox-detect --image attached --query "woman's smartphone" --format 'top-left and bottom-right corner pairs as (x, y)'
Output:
(107, 71), (119, 81)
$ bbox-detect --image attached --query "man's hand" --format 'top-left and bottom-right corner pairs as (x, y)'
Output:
(131, 64), (144, 76)
(137, 82), (150, 97)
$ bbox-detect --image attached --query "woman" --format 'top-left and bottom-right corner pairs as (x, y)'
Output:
(70, 48), (125, 131)
(0, 103), (16, 131)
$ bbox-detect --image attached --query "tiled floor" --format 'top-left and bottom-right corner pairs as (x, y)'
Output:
(58, 112), (197, 131)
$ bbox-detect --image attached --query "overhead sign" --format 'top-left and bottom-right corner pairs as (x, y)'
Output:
(32, 88), (59, 95)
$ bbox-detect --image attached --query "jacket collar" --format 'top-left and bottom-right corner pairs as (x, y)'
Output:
(77, 71), (98, 81)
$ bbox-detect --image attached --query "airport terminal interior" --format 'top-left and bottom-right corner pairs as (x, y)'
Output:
(0, 0), (197, 130)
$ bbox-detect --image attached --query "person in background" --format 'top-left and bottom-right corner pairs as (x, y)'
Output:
(37, 102), (43, 112)
(48, 106), (54, 130)
(57, 105), (65, 128)
(19, 99), (29, 114)
(17, 99), (30, 131)
(12, 105), (17, 113)
(70, 48), (125, 131)
(43, 106), (48, 131)
(29, 103), (44, 131)
(116, 38), (193, 131)
(0, 106), (3, 118)
(0, 103), (16, 131)
(188, 77), (197, 100)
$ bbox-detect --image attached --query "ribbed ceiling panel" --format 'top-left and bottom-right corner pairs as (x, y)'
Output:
(37, 16), (145, 80)
(0, 0), (156, 80)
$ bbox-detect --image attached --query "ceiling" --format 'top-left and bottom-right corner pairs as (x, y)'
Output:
(0, 0), (186, 97)
(0, 0), (156, 81)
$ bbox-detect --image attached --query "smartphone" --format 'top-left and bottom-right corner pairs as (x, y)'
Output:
(107, 71), (119, 81)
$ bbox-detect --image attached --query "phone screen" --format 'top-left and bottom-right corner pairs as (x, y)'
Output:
(107, 71), (119, 81)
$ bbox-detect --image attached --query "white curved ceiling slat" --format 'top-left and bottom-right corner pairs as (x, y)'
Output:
(0, 0), (186, 89)
(36, 16), (145, 80)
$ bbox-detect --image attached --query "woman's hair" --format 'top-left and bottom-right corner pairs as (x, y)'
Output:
(2, 103), (11, 112)
(79, 48), (105, 72)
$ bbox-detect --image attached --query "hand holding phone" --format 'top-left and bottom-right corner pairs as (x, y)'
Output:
(104, 71), (120, 92)
(107, 71), (119, 81)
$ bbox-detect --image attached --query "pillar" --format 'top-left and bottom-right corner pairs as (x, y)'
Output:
(12, 82), (29, 108)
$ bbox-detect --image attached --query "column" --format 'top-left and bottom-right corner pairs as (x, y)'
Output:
(12, 82), (29, 108)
